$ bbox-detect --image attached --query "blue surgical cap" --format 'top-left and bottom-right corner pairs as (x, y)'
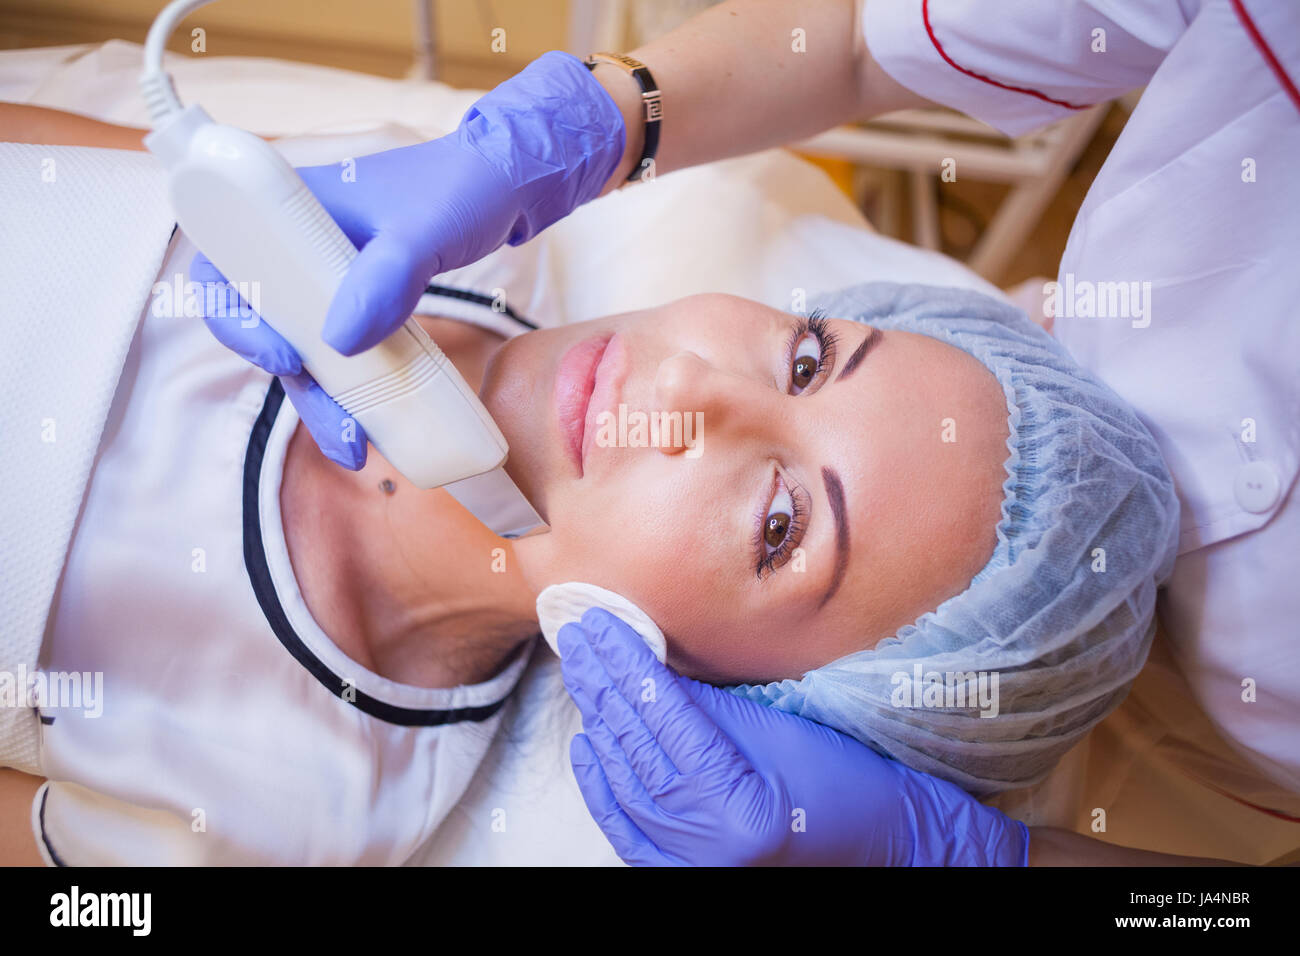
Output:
(732, 282), (1180, 796)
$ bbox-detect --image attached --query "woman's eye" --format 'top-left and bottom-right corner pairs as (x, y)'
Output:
(754, 472), (808, 579)
(763, 483), (796, 553)
(790, 334), (822, 393)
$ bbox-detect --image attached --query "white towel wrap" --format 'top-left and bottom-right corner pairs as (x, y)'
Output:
(0, 144), (175, 774)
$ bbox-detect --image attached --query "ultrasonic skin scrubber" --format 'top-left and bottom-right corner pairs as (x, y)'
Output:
(139, 0), (544, 539)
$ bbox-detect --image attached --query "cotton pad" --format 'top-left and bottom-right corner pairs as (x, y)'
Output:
(536, 582), (667, 663)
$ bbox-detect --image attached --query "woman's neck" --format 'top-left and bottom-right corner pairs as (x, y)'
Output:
(279, 317), (541, 689)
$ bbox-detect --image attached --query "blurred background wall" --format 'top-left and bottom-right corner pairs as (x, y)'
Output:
(0, 0), (567, 87)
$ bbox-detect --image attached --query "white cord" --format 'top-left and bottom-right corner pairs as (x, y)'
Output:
(140, 0), (217, 125)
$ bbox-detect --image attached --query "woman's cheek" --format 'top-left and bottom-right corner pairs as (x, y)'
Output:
(508, 483), (648, 593)
(509, 485), (677, 613)
(510, 486), (763, 683)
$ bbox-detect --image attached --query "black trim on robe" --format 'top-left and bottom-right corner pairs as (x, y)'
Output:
(422, 283), (539, 330)
(241, 379), (511, 727)
(39, 786), (67, 867)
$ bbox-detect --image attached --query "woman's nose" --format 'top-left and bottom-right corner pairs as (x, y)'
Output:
(652, 349), (774, 457)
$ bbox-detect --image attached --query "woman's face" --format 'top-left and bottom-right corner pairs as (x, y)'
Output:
(482, 294), (1009, 685)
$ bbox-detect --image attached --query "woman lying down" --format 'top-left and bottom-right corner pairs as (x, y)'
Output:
(0, 105), (1178, 866)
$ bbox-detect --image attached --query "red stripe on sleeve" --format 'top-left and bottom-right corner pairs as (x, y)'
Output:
(922, 0), (1088, 111)
(1231, 0), (1300, 115)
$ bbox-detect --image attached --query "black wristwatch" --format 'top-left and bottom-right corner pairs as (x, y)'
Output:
(583, 52), (661, 183)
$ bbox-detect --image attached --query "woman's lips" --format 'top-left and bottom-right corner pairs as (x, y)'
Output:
(581, 333), (627, 471)
(554, 333), (613, 476)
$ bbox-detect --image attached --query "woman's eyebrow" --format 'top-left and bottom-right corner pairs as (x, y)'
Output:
(835, 326), (882, 383)
(817, 467), (850, 610)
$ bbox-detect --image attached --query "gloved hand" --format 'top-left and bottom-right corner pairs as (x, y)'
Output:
(557, 608), (1030, 867)
(194, 49), (625, 469)
(190, 254), (372, 469)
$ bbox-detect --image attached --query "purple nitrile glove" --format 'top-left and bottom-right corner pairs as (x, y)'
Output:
(189, 253), (369, 469)
(194, 50), (625, 469)
(557, 608), (1030, 867)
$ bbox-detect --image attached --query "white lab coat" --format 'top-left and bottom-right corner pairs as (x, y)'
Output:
(862, 0), (1300, 832)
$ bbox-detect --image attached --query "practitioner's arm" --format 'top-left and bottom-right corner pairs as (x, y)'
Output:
(591, 0), (934, 192)
(0, 769), (46, 866)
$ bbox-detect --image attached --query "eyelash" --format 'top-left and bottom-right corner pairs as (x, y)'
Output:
(784, 307), (840, 395)
(754, 473), (808, 579)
